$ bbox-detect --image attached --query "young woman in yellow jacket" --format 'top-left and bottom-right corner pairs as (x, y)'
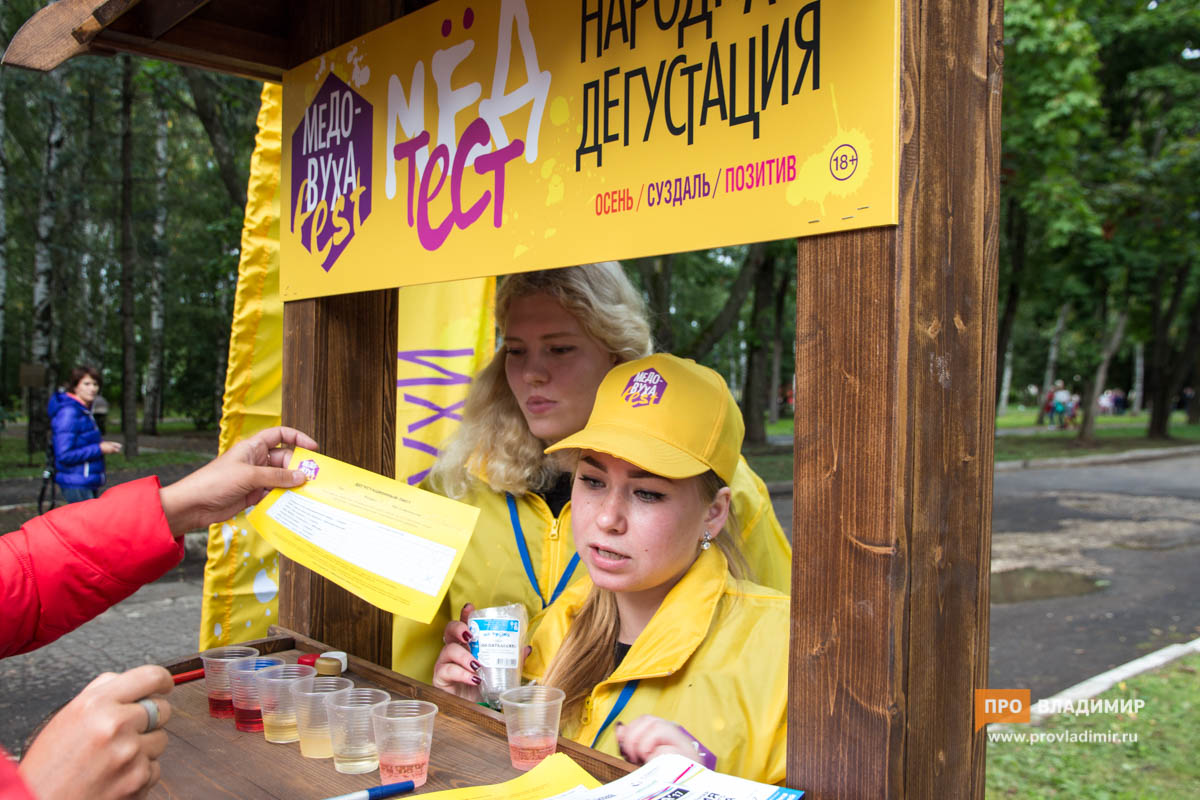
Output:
(391, 264), (792, 683)
(434, 354), (789, 784)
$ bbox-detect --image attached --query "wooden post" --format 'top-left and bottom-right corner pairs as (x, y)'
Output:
(278, 291), (398, 665)
(789, 1), (1002, 797)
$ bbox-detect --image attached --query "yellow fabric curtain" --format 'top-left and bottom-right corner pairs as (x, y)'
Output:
(199, 84), (495, 649)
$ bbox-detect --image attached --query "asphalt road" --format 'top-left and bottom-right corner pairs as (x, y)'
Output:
(2, 455), (1197, 755)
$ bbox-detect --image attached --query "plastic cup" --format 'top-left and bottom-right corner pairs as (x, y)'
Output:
(229, 656), (285, 732)
(499, 686), (564, 771)
(325, 687), (390, 774)
(372, 700), (437, 788)
(200, 646), (259, 718)
(256, 664), (317, 743)
(291, 676), (354, 758)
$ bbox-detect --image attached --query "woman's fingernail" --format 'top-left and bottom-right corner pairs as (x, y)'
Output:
(471, 676), (482, 685)
(469, 660), (481, 672)
(461, 631), (472, 643)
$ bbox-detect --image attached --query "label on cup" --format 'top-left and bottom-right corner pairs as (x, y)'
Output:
(469, 617), (520, 668)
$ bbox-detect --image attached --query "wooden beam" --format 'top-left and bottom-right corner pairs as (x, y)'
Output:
(92, 19), (288, 82)
(278, 291), (399, 666)
(133, 0), (213, 40)
(788, 0), (1002, 797)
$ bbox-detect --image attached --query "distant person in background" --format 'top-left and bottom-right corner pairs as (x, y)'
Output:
(1052, 381), (1071, 430)
(48, 366), (123, 503)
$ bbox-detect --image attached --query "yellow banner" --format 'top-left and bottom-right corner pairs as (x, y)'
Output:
(281, 0), (899, 299)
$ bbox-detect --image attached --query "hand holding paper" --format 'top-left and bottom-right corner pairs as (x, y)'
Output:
(159, 426), (319, 534)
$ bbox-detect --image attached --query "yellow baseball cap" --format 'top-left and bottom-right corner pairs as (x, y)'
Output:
(545, 353), (743, 484)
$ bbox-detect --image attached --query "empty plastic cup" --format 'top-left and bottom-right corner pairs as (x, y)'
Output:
(291, 676), (354, 759)
(229, 655), (285, 732)
(372, 700), (437, 788)
(325, 687), (390, 774)
(256, 663), (317, 743)
(499, 686), (564, 771)
(199, 646), (259, 718)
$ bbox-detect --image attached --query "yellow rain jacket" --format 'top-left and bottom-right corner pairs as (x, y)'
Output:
(391, 456), (791, 682)
(524, 546), (789, 785)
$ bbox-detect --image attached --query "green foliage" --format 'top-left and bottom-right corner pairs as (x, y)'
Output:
(0, 2), (261, 428)
(986, 653), (1200, 798)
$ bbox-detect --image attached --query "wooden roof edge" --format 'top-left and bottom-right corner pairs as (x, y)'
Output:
(93, 25), (285, 82)
(2, 0), (282, 83)
(2, 0), (137, 71)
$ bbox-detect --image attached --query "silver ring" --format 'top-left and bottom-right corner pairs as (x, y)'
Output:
(137, 698), (160, 733)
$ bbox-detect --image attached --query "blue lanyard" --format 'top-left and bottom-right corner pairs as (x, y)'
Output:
(505, 493), (580, 609)
(591, 680), (640, 749)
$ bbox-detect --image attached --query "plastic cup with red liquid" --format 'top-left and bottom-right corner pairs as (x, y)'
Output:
(499, 686), (563, 771)
(199, 646), (259, 719)
(372, 700), (437, 788)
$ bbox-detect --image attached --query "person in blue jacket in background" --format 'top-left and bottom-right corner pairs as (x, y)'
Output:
(48, 366), (123, 502)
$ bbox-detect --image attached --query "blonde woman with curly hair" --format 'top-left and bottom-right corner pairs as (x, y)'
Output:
(391, 263), (791, 682)
(434, 355), (788, 783)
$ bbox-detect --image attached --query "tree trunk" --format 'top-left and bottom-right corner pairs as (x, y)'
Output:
(741, 249), (777, 446)
(182, 67), (247, 211)
(996, 198), (1028, 404)
(1035, 303), (1069, 425)
(1132, 341), (1145, 414)
(119, 56), (140, 458)
(997, 341), (1013, 416)
(633, 254), (674, 351)
(767, 266), (792, 425)
(683, 242), (765, 361)
(143, 106), (169, 435)
(1078, 310), (1127, 442)
(28, 72), (67, 457)
(1189, 345), (1200, 425)
(1146, 261), (1192, 440)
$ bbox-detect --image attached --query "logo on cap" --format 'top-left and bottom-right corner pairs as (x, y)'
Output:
(622, 369), (667, 408)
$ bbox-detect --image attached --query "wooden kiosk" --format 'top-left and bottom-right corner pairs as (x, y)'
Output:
(5, 1), (1001, 797)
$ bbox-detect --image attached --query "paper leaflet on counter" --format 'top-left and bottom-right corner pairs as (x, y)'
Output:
(248, 448), (479, 623)
(569, 753), (804, 800)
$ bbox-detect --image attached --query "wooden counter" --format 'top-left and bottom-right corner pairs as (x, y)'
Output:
(154, 628), (631, 798)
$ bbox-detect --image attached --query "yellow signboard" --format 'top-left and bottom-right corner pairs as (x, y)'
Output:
(281, 0), (898, 299)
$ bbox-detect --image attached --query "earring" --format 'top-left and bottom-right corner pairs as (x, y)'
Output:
(700, 530), (712, 551)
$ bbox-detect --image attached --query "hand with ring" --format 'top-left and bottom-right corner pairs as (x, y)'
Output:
(18, 664), (174, 800)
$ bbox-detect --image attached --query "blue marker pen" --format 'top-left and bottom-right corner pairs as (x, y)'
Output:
(318, 780), (416, 800)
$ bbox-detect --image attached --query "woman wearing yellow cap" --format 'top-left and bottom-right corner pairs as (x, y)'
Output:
(391, 264), (791, 683)
(434, 354), (788, 783)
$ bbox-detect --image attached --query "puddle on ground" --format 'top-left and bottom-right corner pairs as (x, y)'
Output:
(991, 568), (1108, 604)
(1113, 530), (1200, 551)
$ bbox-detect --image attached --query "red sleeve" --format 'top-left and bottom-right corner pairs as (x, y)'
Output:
(0, 476), (184, 659)
(0, 750), (38, 800)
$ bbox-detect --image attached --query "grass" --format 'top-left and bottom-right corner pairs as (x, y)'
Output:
(0, 436), (211, 480)
(744, 416), (1200, 482)
(986, 652), (1200, 798)
(994, 424), (1200, 462)
(994, 408), (1170, 430)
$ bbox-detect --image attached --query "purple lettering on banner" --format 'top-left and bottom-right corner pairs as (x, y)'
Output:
(397, 347), (477, 485)
(290, 73), (373, 272)
(621, 368), (667, 408)
(396, 348), (476, 386)
(403, 394), (466, 432)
